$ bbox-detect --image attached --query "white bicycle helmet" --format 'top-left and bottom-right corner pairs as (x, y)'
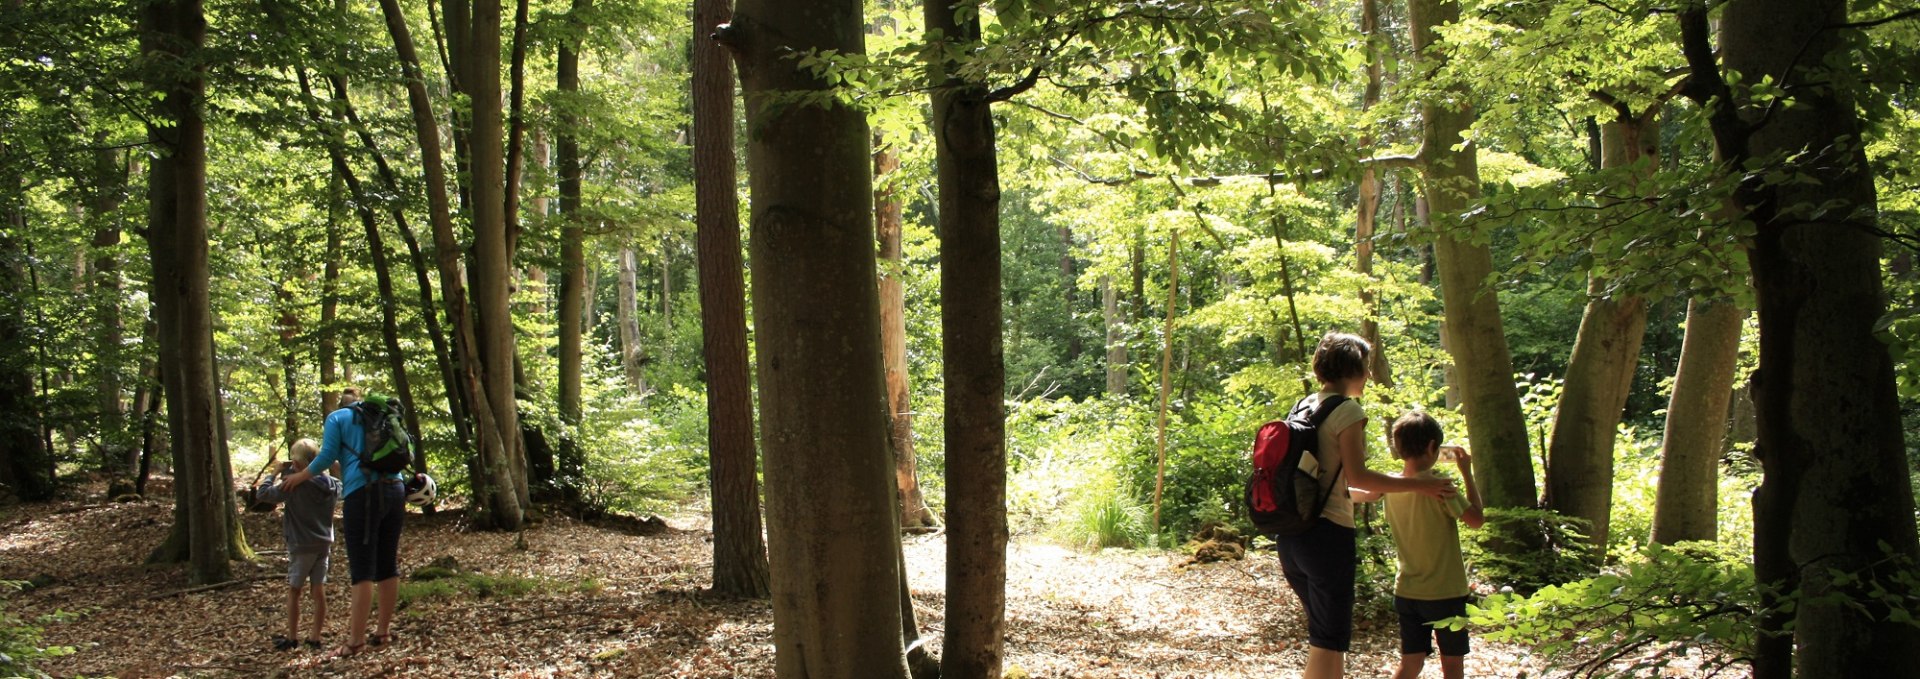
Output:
(405, 472), (437, 506)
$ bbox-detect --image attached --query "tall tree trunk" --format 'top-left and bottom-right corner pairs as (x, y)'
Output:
(319, 169), (343, 415)
(276, 282), (300, 445)
(721, 0), (908, 673)
(694, 0), (770, 601)
(502, 0), (529, 260)
(616, 247), (647, 392)
(469, 0), (532, 515)
(1058, 225), (1080, 362)
(1651, 298), (1744, 544)
(555, 0), (590, 499)
(1409, 0), (1534, 508)
(378, 0), (522, 529)
(1101, 276), (1127, 396)
(141, 0), (247, 582)
(875, 139), (936, 530)
(1544, 119), (1655, 548)
(1707, 3), (1920, 675)
(925, 2), (1008, 676)
(90, 142), (129, 469)
(1354, 0), (1393, 386)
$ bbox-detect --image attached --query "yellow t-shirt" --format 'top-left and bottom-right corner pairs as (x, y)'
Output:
(1300, 391), (1366, 529)
(1383, 469), (1472, 600)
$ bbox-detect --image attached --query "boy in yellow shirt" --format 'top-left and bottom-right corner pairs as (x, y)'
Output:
(1355, 410), (1485, 679)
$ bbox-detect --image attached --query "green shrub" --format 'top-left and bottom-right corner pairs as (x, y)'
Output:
(1457, 543), (1759, 678)
(1464, 506), (1601, 594)
(1064, 492), (1151, 549)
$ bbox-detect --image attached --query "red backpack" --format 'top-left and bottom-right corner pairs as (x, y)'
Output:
(1245, 395), (1349, 537)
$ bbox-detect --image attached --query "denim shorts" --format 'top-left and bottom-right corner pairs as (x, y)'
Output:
(287, 550), (329, 588)
(1274, 518), (1358, 652)
(343, 481), (406, 584)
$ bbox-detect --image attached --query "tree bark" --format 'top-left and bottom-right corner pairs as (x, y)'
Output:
(925, 2), (1009, 676)
(319, 169), (342, 416)
(694, 0), (770, 601)
(616, 247), (647, 392)
(1101, 276), (1127, 396)
(723, 0), (908, 673)
(90, 142), (129, 468)
(1544, 119), (1654, 548)
(140, 0), (247, 583)
(378, 0), (523, 528)
(469, 0), (533, 516)
(1712, 2), (1920, 675)
(1651, 298), (1744, 544)
(554, 0), (590, 499)
(1409, 0), (1535, 509)
(1355, 0), (1393, 387)
(875, 139), (937, 530)
(501, 0), (530, 260)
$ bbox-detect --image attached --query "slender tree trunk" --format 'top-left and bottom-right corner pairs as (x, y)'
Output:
(378, 0), (522, 528)
(327, 75), (472, 459)
(1545, 119), (1655, 547)
(1058, 225), (1080, 361)
(1409, 0), (1535, 508)
(469, 0), (532, 515)
(1101, 276), (1127, 396)
(502, 0), (529, 259)
(659, 233), (673, 338)
(721, 0), (908, 672)
(875, 139), (936, 530)
(694, 0), (770, 601)
(301, 71), (426, 455)
(616, 247), (647, 392)
(141, 0), (247, 582)
(1355, 0), (1393, 386)
(319, 169), (343, 415)
(1651, 298), (1745, 544)
(1711, 3), (1920, 675)
(90, 142), (129, 469)
(926, 3), (1008, 676)
(555, 0), (590, 498)
(276, 282), (300, 445)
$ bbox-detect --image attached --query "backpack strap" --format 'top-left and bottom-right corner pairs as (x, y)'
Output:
(1306, 394), (1349, 426)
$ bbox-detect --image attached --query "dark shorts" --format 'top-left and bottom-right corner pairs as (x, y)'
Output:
(343, 481), (406, 584)
(1274, 518), (1357, 652)
(1395, 595), (1471, 657)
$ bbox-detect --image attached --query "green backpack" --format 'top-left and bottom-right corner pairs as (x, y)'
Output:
(349, 394), (414, 475)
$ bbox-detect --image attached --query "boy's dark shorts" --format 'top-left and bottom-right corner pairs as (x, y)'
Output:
(1395, 595), (1471, 657)
(1274, 518), (1358, 653)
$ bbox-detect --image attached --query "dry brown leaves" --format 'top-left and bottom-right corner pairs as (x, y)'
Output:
(3, 484), (1572, 678)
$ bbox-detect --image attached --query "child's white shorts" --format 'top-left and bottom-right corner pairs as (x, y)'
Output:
(288, 551), (330, 588)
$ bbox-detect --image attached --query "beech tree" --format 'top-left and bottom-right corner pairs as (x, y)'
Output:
(721, 0), (908, 673)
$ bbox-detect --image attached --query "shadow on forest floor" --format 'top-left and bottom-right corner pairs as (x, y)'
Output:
(2, 482), (1545, 678)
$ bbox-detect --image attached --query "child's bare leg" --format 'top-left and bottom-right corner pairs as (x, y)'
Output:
(1439, 654), (1466, 679)
(1393, 653), (1428, 679)
(286, 587), (302, 640)
(310, 585), (328, 642)
(373, 577), (399, 637)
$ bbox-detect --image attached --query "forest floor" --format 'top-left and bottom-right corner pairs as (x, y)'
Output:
(2, 479), (1574, 678)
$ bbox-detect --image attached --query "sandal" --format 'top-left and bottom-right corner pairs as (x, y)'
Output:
(272, 634), (299, 652)
(369, 632), (395, 647)
(325, 642), (365, 659)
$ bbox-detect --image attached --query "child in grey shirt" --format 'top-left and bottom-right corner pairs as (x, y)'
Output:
(255, 438), (340, 651)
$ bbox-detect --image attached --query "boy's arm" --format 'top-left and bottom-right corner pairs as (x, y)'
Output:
(1449, 446), (1486, 529)
(287, 411), (346, 491)
(1343, 423), (1457, 500)
(256, 463), (293, 504)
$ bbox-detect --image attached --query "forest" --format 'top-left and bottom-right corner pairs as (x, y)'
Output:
(2, 0), (1919, 676)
